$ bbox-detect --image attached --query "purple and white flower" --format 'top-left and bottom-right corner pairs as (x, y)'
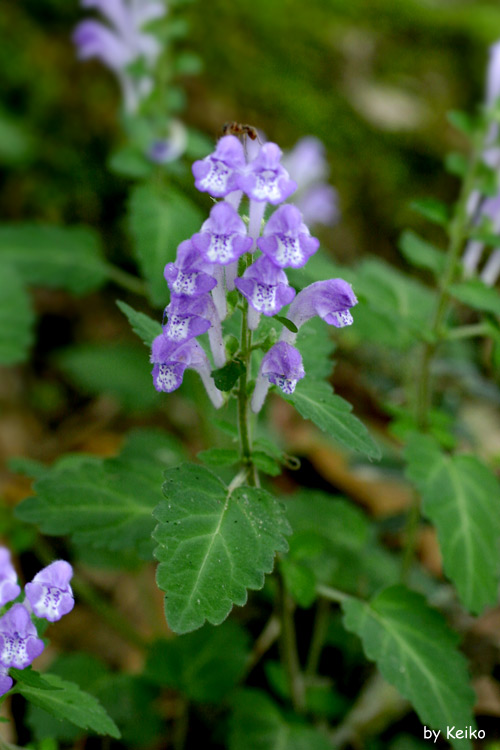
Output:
(281, 279), (357, 343)
(151, 335), (223, 407)
(0, 672), (12, 697)
(251, 342), (305, 413)
(0, 548), (20, 607)
(235, 256), (296, 329)
(164, 240), (217, 298)
(163, 294), (226, 367)
(191, 202), (253, 265)
(238, 143), (297, 205)
(192, 136), (246, 198)
(25, 561), (75, 623)
(257, 205), (319, 268)
(149, 120), (188, 164)
(73, 0), (166, 114)
(0, 604), (45, 670)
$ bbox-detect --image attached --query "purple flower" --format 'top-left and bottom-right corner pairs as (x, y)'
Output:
(257, 205), (319, 268)
(163, 296), (211, 344)
(164, 240), (217, 297)
(24, 561), (75, 623)
(0, 547), (21, 607)
(192, 136), (246, 198)
(0, 672), (12, 697)
(282, 279), (357, 343)
(282, 137), (339, 227)
(487, 41), (500, 107)
(234, 256), (296, 320)
(251, 342), (305, 413)
(191, 202), (253, 265)
(0, 604), (44, 669)
(238, 143), (297, 205)
(151, 335), (223, 407)
(149, 120), (187, 164)
(73, 0), (165, 113)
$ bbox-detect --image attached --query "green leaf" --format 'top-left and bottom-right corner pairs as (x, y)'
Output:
(211, 359), (245, 391)
(229, 689), (332, 750)
(446, 110), (476, 137)
(444, 152), (467, 178)
(296, 317), (337, 380)
(449, 278), (500, 316)
(144, 620), (250, 702)
(281, 380), (380, 459)
(0, 225), (107, 295)
(116, 300), (162, 347)
(0, 264), (35, 365)
(55, 342), (160, 411)
(197, 448), (240, 467)
(398, 230), (446, 276)
(252, 451), (281, 476)
(342, 586), (476, 750)
(15, 429), (184, 559)
(405, 434), (500, 613)
(128, 184), (203, 306)
(410, 198), (450, 227)
(17, 673), (120, 739)
(9, 668), (60, 691)
(153, 463), (291, 633)
(273, 315), (298, 333)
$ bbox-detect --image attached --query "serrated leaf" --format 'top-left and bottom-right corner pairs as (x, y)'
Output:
(144, 620), (250, 702)
(410, 198), (450, 227)
(153, 463), (291, 633)
(211, 359), (245, 391)
(128, 184), (203, 306)
(15, 429), (184, 559)
(449, 278), (500, 316)
(0, 225), (107, 295)
(281, 380), (380, 459)
(17, 673), (120, 738)
(55, 342), (160, 411)
(398, 230), (446, 276)
(0, 264), (35, 365)
(9, 668), (60, 691)
(342, 586), (476, 750)
(197, 448), (240, 467)
(116, 300), (162, 347)
(405, 434), (500, 613)
(229, 689), (332, 750)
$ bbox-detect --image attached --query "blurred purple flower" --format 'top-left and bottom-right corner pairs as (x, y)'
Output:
(0, 604), (44, 670)
(149, 120), (188, 164)
(0, 672), (12, 697)
(73, 0), (165, 113)
(0, 547), (20, 607)
(257, 204), (319, 268)
(25, 561), (75, 623)
(251, 342), (305, 413)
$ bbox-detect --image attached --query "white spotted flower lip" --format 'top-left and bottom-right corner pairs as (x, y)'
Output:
(0, 547), (21, 607)
(164, 240), (217, 297)
(191, 202), (253, 265)
(0, 604), (45, 669)
(251, 342), (305, 413)
(257, 204), (319, 268)
(281, 279), (358, 344)
(25, 560), (75, 623)
(192, 135), (246, 198)
(238, 142), (297, 205)
(234, 256), (296, 316)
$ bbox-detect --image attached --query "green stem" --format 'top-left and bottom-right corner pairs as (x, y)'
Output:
(305, 597), (330, 678)
(105, 263), (148, 296)
(316, 583), (352, 605)
(403, 126), (486, 580)
(277, 571), (305, 713)
(445, 322), (490, 340)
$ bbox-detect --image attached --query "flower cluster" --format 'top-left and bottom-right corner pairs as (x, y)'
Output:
(151, 134), (357, 412)
(0, 548), (74, 697)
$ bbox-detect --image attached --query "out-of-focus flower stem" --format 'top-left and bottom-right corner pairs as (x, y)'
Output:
(105, 263), (148, 296)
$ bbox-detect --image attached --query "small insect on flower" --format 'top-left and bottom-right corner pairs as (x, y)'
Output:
(221, 121), (260, 142)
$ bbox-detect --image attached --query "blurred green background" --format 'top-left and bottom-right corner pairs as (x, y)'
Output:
(3, 0), (500, 267)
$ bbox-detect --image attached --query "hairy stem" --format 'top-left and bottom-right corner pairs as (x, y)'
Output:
(277, 571), (305, 713)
